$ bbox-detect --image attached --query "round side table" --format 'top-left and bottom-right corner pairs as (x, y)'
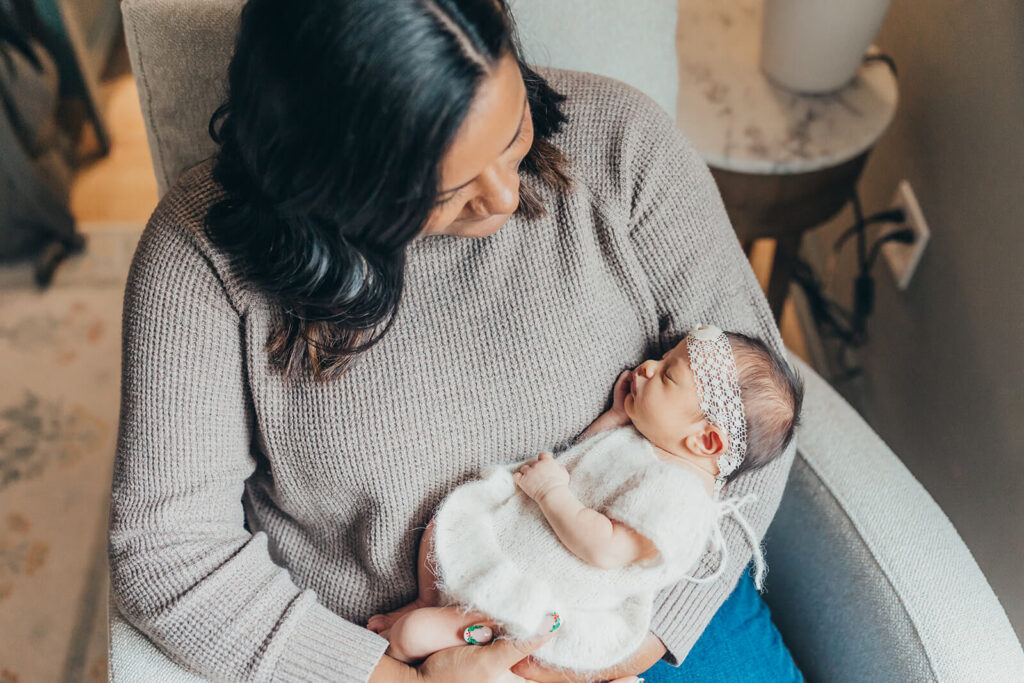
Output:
(676, 0), (898, 320)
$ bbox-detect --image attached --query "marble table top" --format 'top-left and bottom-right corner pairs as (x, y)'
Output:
(676, 0), (898, 175)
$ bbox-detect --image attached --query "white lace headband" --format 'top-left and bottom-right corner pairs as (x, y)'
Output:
(685, 324), (748, 498)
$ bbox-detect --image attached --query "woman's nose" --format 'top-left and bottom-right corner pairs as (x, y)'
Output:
(468, 165), (519, 216)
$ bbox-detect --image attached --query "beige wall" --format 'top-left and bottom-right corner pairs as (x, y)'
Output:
(802, 0), (1024, 638)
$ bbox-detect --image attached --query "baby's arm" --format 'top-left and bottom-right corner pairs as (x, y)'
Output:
(540, 485), (658, 570)
(575, 369), (633, 444)
(576, 409), (631, 444)
(515, 454), (658, 570)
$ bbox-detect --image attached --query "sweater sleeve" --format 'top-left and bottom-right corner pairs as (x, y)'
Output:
(107, 215), (389, 682)
(621, 94), (796, 666)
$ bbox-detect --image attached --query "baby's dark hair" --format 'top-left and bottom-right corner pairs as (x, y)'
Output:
(719, 332), (804, 483)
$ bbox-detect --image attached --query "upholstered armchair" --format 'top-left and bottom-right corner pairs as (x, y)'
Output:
(108, 1), (1023, 681)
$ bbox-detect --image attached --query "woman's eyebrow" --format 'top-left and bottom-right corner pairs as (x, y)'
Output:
(439, 93), (529, 195)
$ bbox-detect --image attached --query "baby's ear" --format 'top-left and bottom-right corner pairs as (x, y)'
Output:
(685, 424), (727, 465)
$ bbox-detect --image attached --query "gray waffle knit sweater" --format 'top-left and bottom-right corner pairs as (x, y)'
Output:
(108, 66), (791, 682)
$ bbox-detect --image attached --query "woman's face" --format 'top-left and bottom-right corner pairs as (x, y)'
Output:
(420, 53), (535, 238)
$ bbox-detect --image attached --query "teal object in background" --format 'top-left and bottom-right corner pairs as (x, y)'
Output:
(30, 0), (120, 153)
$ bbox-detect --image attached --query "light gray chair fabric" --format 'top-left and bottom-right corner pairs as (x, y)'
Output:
(111, 1), (1024, 680)
(120, 0), (238, 197)
(764, 356), (1023, 682)
(108, 588), (207, 682)
(506, 0), (678, 123)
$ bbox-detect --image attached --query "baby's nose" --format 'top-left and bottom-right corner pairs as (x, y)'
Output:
(637, 361), (656, 378)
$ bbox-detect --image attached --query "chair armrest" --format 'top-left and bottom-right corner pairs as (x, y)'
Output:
(108, 588), (209, 682)
(763, 355), (1024, 682)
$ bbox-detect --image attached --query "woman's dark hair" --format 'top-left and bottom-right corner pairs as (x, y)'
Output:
(205, 0), (574, 382)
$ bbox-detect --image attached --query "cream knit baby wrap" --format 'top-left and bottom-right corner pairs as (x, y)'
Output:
(431, 425), (759, 672)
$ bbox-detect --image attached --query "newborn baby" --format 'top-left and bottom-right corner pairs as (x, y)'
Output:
(367, 325), (803, 675)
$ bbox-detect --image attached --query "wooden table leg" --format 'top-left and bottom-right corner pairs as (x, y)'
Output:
(766, 232), (802, 321)
(710, 154), (870, 321)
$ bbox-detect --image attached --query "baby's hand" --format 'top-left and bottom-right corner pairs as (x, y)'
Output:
(610, 369), (634, 419)
(514, 452), (570, 502)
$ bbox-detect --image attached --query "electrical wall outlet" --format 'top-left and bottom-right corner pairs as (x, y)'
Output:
(880, 180), (930, 290)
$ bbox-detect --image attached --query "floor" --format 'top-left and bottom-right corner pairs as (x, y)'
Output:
(0, 36), (808, 683)
(70, 36), (159, 226)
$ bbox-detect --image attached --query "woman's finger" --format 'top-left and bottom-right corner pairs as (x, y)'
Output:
(496, 675), (537, 683)
(480, 631), (556, 671)
(462, 623), (494, 645)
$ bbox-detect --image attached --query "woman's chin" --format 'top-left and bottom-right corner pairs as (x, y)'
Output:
(454, 213), (510, 238)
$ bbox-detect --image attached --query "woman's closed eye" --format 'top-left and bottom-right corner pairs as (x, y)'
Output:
(434, 120), (531, 209)
(436, 190), (461, 208)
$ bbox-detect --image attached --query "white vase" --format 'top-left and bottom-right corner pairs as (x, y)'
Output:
(760, 0), (893, 94)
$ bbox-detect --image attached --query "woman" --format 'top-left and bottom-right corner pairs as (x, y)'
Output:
(107, 0), (803, 681)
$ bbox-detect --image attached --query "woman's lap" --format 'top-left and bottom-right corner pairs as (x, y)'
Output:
(639, 565), (803, 682)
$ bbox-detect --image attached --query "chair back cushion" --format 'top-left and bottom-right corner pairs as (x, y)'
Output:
(507, 0), (678, 119)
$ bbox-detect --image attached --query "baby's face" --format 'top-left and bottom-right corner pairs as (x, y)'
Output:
(623, 339), (705, 453)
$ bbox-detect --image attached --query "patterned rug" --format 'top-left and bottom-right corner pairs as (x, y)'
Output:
(0, 224), (141, 683)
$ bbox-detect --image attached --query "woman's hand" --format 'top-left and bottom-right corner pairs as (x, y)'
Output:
(418, 632), (554, 682)
(515, 453), (570, 503)
(509, 631), (666, 683)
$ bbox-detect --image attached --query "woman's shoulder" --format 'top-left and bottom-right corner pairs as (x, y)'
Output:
(535, 65), (664, 120)
(532, 65), (702, 222)
(129, 158), (255, 316)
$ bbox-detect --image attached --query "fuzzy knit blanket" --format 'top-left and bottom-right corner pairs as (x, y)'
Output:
(431, 426), (721, 671)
